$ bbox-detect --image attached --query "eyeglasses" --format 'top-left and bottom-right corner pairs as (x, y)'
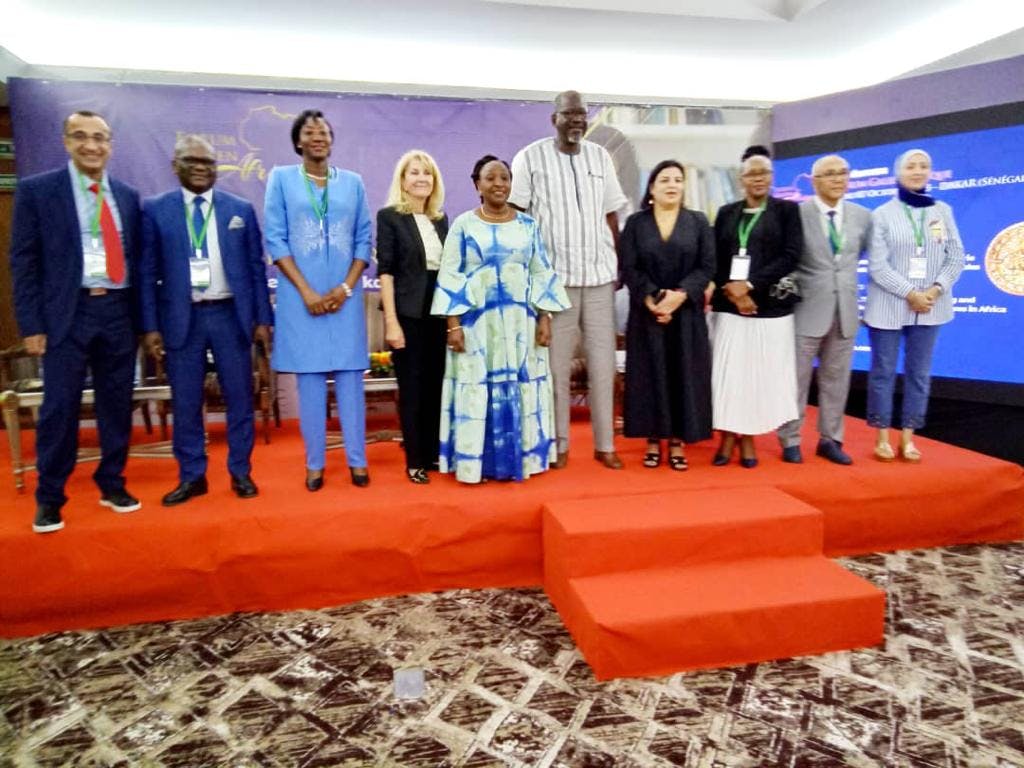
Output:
(177, 156), (216, 167)
(814, 170), (850, 179)
(65, 131), (111, 145)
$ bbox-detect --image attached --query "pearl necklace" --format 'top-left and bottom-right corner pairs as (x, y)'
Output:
(477, 206), (512, 222)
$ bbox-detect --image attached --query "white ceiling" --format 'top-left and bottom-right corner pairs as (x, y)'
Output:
(3, 0), (1024, 105)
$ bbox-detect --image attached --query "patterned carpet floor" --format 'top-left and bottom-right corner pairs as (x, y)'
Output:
(3, 542), (1024, 767)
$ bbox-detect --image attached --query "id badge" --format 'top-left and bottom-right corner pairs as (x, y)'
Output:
(189, 258), (211, 290)
(83, 241), (108, 279)
(729, 255), (751, 281)
(908, 256), (928, 280)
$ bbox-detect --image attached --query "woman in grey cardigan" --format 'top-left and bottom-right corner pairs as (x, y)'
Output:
(864, 149), (964, 462)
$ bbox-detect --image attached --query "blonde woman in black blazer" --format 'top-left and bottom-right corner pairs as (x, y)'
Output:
(377, 150), (449, 483)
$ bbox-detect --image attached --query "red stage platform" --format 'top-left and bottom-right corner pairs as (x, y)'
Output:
(1, 412), (1022, 653)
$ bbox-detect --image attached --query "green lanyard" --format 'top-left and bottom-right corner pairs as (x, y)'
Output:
(186, 197), (215, 259)
(737, 202), (766, 253)
(75, 169), (104, 246)
(902, 204), (926, 253)
(303, 169), (329, 233)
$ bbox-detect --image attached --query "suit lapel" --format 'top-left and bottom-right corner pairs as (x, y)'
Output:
(57, 169), (83, 264)
(403, 212), (427, 269)
(802, 201), (832, 260)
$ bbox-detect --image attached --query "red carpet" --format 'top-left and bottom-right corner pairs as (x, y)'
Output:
(542, 488), (885, 679)
(1, 410), (1022, 641)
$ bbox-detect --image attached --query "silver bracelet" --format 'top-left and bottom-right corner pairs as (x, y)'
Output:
(340, 283), (353, 298)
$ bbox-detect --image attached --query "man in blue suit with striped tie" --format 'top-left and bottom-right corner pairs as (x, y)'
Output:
(11, 110), (143, 534)
(140, 135), (273, 506)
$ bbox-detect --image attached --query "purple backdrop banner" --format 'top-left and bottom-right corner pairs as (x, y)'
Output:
(8, 78), (557, 287)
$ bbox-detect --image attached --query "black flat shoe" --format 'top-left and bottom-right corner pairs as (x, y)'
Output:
(407, 468), (429, 484)
(712, 453), (730, 466)
(668, 441), (687, 471)
(161, 478), (208, 507)
(351, 468), (370, 488)
(305, 470), (324, 492)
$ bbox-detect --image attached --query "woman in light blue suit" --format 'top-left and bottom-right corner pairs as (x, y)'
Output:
(265, 109), (372, 489)
(864, 149), (964, 463)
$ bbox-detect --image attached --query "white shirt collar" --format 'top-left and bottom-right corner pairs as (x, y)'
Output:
(182, 187), (212, 206)
(812, 196), (841, 217)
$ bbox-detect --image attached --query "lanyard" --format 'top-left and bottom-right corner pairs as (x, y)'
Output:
(186, 197), (215, 258)
(303, 169), (329, 228)
(75, 169), (104, 243)
(902, 204), (926, 249)
(737, 202), (766, 251)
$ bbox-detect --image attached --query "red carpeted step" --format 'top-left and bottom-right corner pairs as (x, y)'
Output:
(543, 487), (824, 581)
(558, 556), (885, 680)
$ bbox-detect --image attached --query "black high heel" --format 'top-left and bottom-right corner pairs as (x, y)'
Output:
(350, 468), (370, 487)
(305, 469), (324, 492)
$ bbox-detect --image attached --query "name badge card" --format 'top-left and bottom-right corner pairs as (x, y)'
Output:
(83, 239), (108, 279)
(729, 248), (751, 281)
(189, 258), (211, 290)
(908, 256), (928, 280)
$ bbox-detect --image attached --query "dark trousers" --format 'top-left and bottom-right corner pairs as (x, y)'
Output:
(164, 300), (254, 482)
(36, 291), (136, 507)
(392, 314), (447, 469)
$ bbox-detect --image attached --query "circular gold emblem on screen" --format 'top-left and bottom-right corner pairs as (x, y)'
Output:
(985, 222), (1024, 296)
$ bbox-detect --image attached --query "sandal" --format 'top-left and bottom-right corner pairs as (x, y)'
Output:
(407, 467), (430, 484)
(900, 442), (922, 463)
(643, 442), (661, 468)
(874, 442), (896, 462)
(668, 441), (688, 471)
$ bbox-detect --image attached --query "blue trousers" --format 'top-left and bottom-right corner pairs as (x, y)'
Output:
(296, 370), (366, 470)
(36, 291), (136, 507)
(866, 324), (941, 430)
(165, 301), (254, 482)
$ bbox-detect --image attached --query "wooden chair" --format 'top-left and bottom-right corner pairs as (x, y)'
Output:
(198, 341), (278, 444)
(1, 344), (174, 492)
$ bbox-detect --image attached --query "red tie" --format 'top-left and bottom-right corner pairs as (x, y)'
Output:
(89, 182), (125, 284)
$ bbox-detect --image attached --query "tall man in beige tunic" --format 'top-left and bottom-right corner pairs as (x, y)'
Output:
(509, 90), (628, 469)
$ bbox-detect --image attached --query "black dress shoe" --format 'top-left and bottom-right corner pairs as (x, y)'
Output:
(817, 439), (853, 465)
(100, 489), (142, 513)
(161, 478), (208, 507)
(231, 474), (259, 498)
(350, 468), (370, 487)
(33, 504), (64, 533)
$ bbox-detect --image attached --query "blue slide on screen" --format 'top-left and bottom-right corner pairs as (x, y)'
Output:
(772, 123), (1024, 385)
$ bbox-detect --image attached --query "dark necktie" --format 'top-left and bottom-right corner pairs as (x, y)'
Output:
(89, 182), (125, 283)
(826, 210), (840, 256)
(193, 197), (209, 260)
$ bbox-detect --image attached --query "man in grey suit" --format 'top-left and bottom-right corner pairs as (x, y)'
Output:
(777, 154), (872, 465)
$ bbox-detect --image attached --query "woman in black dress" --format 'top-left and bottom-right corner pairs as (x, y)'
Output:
(377, 150), (449, 483)
(621, 160), (715, 469)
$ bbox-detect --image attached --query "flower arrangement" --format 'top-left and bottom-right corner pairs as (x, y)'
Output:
(369, 350), (394, 378)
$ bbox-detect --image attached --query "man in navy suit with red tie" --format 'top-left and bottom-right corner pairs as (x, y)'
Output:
(10, 110), (143, 533)
(140, 135), (273, 506)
